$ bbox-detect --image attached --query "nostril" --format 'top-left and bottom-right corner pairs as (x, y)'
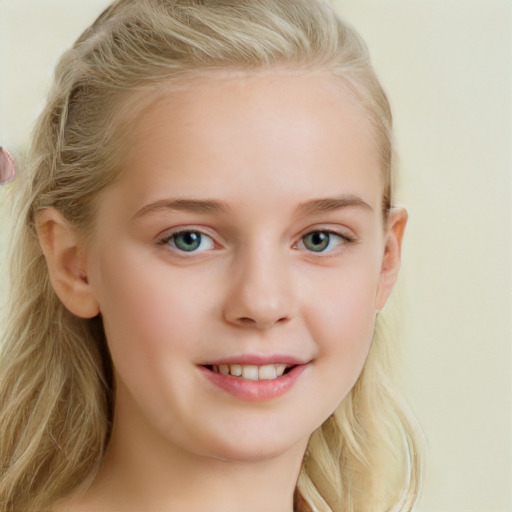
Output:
(238, 317), (256, 325)
(236, 315), (289, 329)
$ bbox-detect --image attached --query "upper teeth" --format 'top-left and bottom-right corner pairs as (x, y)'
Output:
(213, 364), (288, 380)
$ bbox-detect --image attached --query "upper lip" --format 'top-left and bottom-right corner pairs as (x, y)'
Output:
(200, 354), (309, 367)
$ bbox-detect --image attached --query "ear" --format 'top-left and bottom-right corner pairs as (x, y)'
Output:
(36, 208), (100, 319)
(375, 207), (408, 311)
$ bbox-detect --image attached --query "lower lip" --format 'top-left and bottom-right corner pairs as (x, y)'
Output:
(199, 364), (308, 402)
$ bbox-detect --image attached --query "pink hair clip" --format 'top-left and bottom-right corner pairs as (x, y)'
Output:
(0, 146), (17, 185)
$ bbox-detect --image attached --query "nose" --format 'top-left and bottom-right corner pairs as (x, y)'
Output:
(222, 245), (296, 330)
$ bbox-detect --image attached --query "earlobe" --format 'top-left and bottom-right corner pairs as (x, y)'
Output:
(36, 208), (100, 319)
(375, 207), (408, 311)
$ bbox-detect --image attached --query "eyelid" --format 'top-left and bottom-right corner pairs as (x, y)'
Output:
(297, 223), (356, 241)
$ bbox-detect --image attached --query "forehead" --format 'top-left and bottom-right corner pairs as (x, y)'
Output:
(113, 71), (382, 211)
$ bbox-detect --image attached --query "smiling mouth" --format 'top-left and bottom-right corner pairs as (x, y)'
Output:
(203, 363), (295, 381)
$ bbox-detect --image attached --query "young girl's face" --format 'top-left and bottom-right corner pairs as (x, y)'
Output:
(83, 71), (402, 462)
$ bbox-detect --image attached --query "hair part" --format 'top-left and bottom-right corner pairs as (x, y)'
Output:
(0, 1), (422, 510)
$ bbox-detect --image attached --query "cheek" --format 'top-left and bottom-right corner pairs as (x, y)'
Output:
(92, 247), (209, 374)
(318, 286), (376, 359)
(304, 264), (379, 393)
(92, 250), (215, 430)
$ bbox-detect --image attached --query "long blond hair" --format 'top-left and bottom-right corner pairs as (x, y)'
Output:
(0, 1), (423, 510)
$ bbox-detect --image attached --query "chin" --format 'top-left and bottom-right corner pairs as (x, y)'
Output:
(201, 429), (309, 464)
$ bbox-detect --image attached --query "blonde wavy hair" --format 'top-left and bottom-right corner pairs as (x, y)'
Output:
(0, 1), (423, 511)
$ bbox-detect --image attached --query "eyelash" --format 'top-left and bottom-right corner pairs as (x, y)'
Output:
(158, 228), (356, 255)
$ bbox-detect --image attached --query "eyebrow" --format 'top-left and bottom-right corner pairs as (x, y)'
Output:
(133, 198), (230, 219)
(132, 194), (372, 220)
(295, 195), (373, 215)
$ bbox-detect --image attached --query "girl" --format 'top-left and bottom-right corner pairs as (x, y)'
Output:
(0, 1), (423, 511)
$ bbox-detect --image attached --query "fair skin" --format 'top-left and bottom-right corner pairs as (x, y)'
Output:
(39, 71), (406, 512)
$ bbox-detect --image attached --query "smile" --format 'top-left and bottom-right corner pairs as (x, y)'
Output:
(199, 360), (308, 402)
(207, 363), (291, 380)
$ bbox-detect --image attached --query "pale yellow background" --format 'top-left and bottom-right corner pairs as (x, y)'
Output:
(1, 1), (511, 511)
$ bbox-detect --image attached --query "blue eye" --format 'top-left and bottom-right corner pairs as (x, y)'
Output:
(164, 231), (215, 252)
(299, 231), (346, 253)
